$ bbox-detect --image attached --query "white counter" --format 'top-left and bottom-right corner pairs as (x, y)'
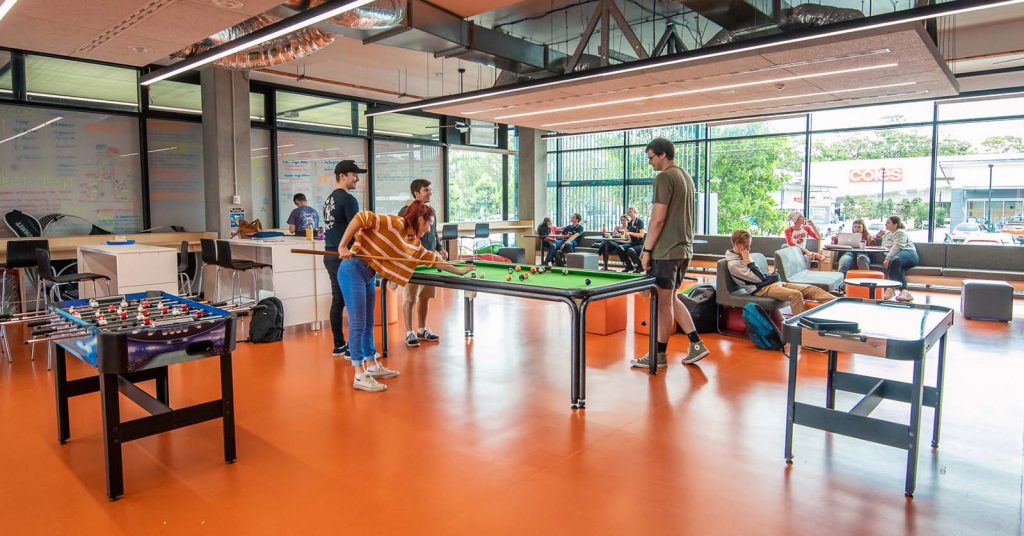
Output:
(201, 237), (331, 327)
(77, 244), (178, 297)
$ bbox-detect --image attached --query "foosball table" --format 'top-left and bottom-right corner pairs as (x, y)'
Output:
(35, 290), (237, 500)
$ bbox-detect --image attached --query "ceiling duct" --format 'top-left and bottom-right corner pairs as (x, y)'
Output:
(700, 3), (865, 47)
(493, 53), (604, 87)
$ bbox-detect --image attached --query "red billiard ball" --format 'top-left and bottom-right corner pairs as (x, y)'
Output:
(530, 267), (537, 274)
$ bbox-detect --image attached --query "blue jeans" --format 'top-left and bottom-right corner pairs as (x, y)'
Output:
(545, 239), (576, 263)
(886, 250), (919, 289)
(837, 252), (870, 275)
(338, 258), (377, 366)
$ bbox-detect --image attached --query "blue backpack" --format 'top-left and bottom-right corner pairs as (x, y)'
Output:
(741, 302), (784, 351)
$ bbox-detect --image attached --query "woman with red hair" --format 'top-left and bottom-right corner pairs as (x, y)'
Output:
(335, 201), (474, 392)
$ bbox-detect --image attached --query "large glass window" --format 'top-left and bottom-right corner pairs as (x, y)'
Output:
(276, 91), (362, 134)
(250, 128), (273, 225)
(934, 118), (1024, 245)
(372, 140), (442, 216)
(250, 92), (266, 122)
(276, 130), (366, 227)
(448, 148), (503, 221)
(372, 113), (439, 141)
(938, 94), (1024, 122)
(810, 126), (934, 243)
(25, 55), (138, 111)
(811, 101), (933, 130)
(0, 104), (143, 237)
(148, 81), (201, 114)
(0, 51), (12, 99)
(557, 145), (625, 231)
(147, 119), (205, 231)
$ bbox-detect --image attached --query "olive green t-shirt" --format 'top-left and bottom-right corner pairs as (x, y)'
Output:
(651, 165), (695, 260)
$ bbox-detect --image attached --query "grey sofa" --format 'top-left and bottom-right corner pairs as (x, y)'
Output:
(775, 246), (844, 291)
(715, 255), (786, 312)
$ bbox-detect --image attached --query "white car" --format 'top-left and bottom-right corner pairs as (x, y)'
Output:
(964, 233), (1017, 246)
(947, 222), (984, 243)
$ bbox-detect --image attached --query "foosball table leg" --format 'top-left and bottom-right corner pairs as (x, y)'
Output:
(220, 352), (237, 464)
(53, 345), (71, 444)
(155, 367), (169, 406)
(99, 373), (124, 501)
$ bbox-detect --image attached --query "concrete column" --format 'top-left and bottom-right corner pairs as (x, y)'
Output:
(517, 128), (548, 261)
(201, 67), (252, 237)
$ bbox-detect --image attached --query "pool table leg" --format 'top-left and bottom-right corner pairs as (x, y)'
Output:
(648, 289), (659, 376)
(570, 300), (584, 409)
(463, 292), (475, 337)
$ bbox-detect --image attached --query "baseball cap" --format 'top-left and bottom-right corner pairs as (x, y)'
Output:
(334, 160), (367, 175)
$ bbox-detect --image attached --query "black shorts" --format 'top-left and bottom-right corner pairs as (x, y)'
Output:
(649, 258), (690, 290)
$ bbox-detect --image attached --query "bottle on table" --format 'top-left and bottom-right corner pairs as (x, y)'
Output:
(602, 224), (608, 238)
(305, 227), (314, 240)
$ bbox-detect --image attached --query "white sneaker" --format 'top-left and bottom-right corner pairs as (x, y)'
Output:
(895, 290), (914, 302)
(366, 364), (400, 379)
(353, 374), (386, 392)
(882, 288), (896, 301)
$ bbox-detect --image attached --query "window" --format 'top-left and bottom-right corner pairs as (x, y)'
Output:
(276, 130), (366, 227)
(627, 141), (704, 229)
(148, 81), (201, 114)
(557, 145), (625, 231)
(811, 101), (933, 131)
(934, 118), (1024, 245)
(250, 128), (273, 224)
(372, 113), (439, 141)
(276, 91), (362, 134)
(25, 55), (138, 111)
(629, 124), (702, 145)
(0, 51), (12, 99)
(147, 119), (205, 231)
(709, 115), (805, 139)
(810, 126), (933, 244)
(372, 140), (442, 216)
(938, 94), (1024, 122)
(250, 92), (266, 122)
(0, 104), (143, 237)
(448, 149), (503, 221)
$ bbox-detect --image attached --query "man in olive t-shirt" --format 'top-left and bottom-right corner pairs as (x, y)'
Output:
(631, 138), (710, 369)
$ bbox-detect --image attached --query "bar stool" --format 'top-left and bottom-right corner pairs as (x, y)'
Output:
(215, 240), (271, 305)
(177, 240), (193, 296)
(1, 239), (49, 363)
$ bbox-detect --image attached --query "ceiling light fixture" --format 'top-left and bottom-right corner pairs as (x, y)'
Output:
(0, 116), (62, 145)
(541, 82), (917, 128)
(129, 46), (153, 54)
(474, 48), (894, 117)
(367, 0), (1021, 117)
(493, 62), (899, 120)
(141, 0), (374, 86)
(212, 0), (245, 8)
(0, 0), (18, 23)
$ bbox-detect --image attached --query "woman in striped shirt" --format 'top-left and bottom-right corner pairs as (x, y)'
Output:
(336, 201), (475, 392)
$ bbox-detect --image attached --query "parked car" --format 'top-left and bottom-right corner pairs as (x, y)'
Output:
(946, 222), (985, 243)
(964, 233), (1018, 246)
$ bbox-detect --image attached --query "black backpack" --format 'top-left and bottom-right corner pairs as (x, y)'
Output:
(741, 302), (784, 351)
(553, 250), (568, 267)
(249, 297), (284, 343)
(678, 284), (717, 333)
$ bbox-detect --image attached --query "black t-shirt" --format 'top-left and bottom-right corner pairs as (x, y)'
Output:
(627, 218), (645, 247)
(323, 188), (360, 251)
(562, 223), (585, 246)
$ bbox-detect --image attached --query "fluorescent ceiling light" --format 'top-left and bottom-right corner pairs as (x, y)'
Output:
(541, 82), (917, 128)
(141, 0), (375, 86)
(368, 0), (1023, 117)
(0, 116), (62, 145)
(0, 0), (18, 22)
(494, 63), (898, 120)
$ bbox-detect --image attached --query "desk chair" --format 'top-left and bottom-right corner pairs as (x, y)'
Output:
(215, 240), (271, 305)
(35, 248), (110, 370)
(1, 239), (49, 363)
(440, 223), (465, 260)
(177, 240), (193, 296)
(198, 238), (218, 298)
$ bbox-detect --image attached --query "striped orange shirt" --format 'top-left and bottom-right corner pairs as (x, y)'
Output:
(350, 211), (442, 286)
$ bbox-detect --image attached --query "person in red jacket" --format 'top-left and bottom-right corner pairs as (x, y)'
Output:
(784, 211), (824, 264)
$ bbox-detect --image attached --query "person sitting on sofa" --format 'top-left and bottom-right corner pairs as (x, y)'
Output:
(784, 211), (825, 265)
(726, 229), (835, 315)
(595, 215), (629, 270)
(878, 215), (918, 303)
(832, 218), (876, 275)
(544, 213), (584, 266)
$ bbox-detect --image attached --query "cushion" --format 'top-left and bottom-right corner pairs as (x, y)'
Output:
(942, 268), (1024, 282)
(915, 243), (947, 267)
(905, 266), (943, 276)
(775, 246), (809, 282)
(946, 244), (1024, 272)
(786, 271), (845, 291)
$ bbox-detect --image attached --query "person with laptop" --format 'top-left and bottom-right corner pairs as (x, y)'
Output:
(831, 218), (877, 275)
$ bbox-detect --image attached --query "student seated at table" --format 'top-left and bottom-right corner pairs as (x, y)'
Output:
(537, 217), (559, 259)
(784, 211), (825, 265)
(878, 215), (918, 303)
(544, 213), (584, 266)
(620, 206), (646, 273)
(287, 193), (320, 236)
(595, 215), (629, 270)
(335, 201), (475, 393)
(726, 230), (835, 315)
(831, 218), (876, 275)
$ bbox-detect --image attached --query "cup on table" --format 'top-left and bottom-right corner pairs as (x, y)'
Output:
(859, 240), (867, 248)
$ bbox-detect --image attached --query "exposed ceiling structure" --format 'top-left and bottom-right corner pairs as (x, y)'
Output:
(423, 24), (959, 133)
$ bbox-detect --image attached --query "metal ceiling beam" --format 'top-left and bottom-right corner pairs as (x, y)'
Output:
(565, 0), (650, 73)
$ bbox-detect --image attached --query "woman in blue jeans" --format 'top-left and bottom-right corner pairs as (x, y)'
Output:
(335, 201), (474, 392)
(879, 215), (919, 302)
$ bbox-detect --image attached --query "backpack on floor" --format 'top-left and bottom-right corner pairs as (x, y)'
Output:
(249, 297), (284, 343)
(553, 250), (568, 267)
(741, 302), (784, 351)
(678, 284), (717, 334)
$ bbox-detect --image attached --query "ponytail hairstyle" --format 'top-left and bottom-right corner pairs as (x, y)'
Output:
(403, 200), (436, 235)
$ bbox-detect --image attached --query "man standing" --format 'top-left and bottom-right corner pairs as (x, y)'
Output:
(630, 138), (709, 368)
(397, 179), (445, 347)
(323, 160), (365, 358)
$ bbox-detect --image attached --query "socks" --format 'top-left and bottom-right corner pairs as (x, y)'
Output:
(687, 331), (701, 343)
(657, 341), (668, 353)
(407, 330), (416, 337)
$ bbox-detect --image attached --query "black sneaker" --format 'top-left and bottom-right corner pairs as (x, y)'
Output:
(332, 344), (350, 358)
(417, 328), (440, 343)
(405, 333), (421, 347)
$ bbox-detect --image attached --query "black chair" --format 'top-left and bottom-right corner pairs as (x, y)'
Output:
(472, 222), (493, 252)
(440, 223), (459, 259)
(2, 239), (50, 362)
(177, 240), (193, 295)
(198, 238), (218, 297)
(215, 240), (270, 305)
(35, 248), (110, 307)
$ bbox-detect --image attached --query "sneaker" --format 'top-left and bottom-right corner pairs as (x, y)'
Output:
(895, 290), (914, 302)
(417, 328), (440, 343)
(332, 344), (349, 358)
(366, 364), (400, 379)
(682, 341), (710, 365)
(353, 374), (386, 392)
(405, 332), (421, 347)
(630, 352), (668, 368)
(622, 266), (634, 273)
(882, 288), (897, 301)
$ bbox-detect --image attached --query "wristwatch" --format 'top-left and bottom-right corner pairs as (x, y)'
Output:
(643, 248), (653, 254)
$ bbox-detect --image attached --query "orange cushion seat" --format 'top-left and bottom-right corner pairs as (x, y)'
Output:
(845, 270), (886, 299)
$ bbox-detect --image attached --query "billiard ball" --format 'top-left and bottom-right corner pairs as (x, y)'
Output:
(479, 272), (485, 279)
(506, 274), (513, 281)
(518, 274), (525, 281)
(530, 267), (537, 274)
(584, 278), (592, 285)
(514, 265), (522, 272)
(508, 267), (514, 274)
(470, 272), (477, 278)
(437, 268), (443, 272)
(522, 272), (529, 279)
(562, 269), (569, 275)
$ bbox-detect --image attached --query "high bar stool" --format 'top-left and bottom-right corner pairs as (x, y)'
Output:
(215, 240), (271, 305)
(199, 238), (219, 299)
(1, 239), (49, 363)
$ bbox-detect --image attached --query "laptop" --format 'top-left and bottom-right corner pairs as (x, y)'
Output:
(836, 232), (864, 247)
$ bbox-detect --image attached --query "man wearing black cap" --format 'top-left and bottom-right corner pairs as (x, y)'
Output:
(323, 160), (365, 358)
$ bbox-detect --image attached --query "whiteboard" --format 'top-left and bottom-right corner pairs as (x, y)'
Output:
(276, 131), (366, 227)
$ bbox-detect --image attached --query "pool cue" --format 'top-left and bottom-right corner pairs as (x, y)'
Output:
(290, 249), (454, 266)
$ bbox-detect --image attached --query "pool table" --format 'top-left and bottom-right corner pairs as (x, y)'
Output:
(379, 261), (660, 408)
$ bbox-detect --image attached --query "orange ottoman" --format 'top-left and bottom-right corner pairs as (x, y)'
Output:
(845, 270), (884, 299)
(586, 295), (627, 335)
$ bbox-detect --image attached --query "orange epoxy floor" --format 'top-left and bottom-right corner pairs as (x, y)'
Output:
(1, 286), (1022, 535)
